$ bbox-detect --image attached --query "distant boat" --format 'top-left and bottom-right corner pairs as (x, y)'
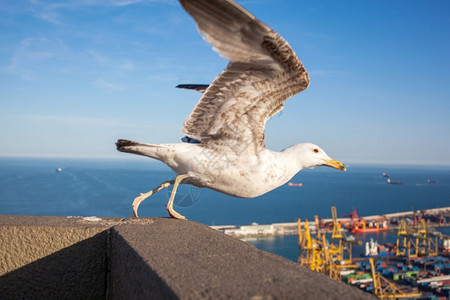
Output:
(387, 178), (403, 185)
(353, 226), (388, 233)
(288, 182), (303, 187)
(382, 172), (390, 178)
(352, 219), (388, 233)
(56, 168), (62, 172)
(426, 179), (438, 184)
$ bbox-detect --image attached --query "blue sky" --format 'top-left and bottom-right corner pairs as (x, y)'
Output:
(1, 0), (449, 165)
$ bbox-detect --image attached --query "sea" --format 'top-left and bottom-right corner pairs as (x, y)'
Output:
(1, 157), (449, 261)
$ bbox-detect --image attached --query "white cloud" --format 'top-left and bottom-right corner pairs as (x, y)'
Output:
(105, 0), (148, 6)
(87, 50), (137, 73)
(2, 38), (60, 80)
(93, 78), (126, 91)
(120, 61), (135, 71)
(2, 37), (139, 82)
(36, 10), (62, 24)
(309, 69), (347, 78)
(20, 0), (176, 25)
(87, 50), (110, 64)
(15, 114), (153, 129)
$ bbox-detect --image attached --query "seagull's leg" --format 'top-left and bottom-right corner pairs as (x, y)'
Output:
(132, 180), (174, 217)
(166, 174), (189, 220)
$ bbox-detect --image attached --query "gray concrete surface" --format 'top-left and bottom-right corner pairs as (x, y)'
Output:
(0, 215), (374, 299)
(0, 215), (116, 299)
(109, 218), (373, 299)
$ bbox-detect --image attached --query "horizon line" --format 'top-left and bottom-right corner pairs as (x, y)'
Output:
(1, 154), (450, 168)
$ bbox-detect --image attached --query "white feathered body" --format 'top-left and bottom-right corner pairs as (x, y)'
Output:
(118, 141), (305, 198)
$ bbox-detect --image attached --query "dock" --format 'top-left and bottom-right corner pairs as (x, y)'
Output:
(211, 206), (450, 237)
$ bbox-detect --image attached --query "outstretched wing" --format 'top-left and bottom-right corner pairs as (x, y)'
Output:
(180, 0), (309, 153)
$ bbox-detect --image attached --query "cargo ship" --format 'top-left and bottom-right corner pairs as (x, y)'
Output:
(352, 219), (388, 233)
(343, 208), (389, 233)
(387, 178), (403, 185)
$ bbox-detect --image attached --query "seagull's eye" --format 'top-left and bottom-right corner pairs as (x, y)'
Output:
(313, 148), (319, 153)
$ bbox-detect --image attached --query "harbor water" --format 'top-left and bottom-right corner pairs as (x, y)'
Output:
(1, 157), (449, 261)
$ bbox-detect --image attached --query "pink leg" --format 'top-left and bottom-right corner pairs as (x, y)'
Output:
(132, 180), (174, 217)
(166, 174), (189, 220)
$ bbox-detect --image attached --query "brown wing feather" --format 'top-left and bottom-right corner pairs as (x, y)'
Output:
(179, 0), (309, 153)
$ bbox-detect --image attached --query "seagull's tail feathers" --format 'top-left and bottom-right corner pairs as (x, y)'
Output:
(116, 139), (165, 160)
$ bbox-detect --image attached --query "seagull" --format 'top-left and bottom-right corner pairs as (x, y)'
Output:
(116, 0), (346, 220)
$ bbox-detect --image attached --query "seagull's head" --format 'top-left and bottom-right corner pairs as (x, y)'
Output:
(289, 143), (346, 171)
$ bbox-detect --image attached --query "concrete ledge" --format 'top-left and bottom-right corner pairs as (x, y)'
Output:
(0, 215), (114, 299)
(0, 215), (374, 299)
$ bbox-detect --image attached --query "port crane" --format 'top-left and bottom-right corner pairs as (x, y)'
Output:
(328, 207), (360, 279)
(396, 219), (445, 258)
(395, 219), (413, 257)
(369, 258), (421, 299)
(298, 208), (360, 280)
(412, 219), (438, 257)
(298, 218), (325, 272)
(331, 206), (361, 264)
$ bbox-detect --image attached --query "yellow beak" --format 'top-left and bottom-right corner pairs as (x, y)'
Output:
(324, 159), (346, 171)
